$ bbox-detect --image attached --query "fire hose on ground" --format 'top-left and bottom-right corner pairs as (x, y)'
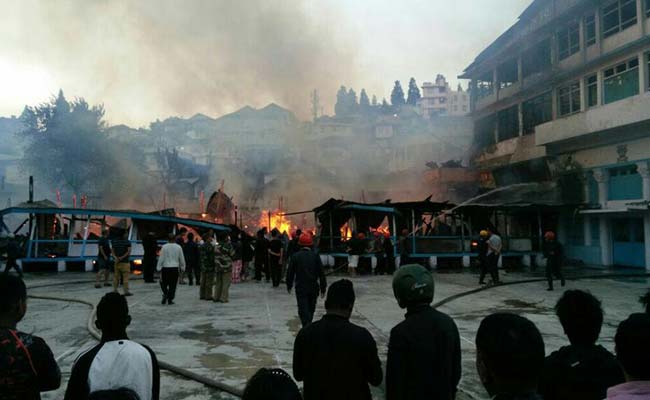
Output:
(26, 272), (650, 399)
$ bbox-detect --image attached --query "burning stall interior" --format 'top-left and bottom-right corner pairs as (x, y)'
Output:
(312, 181), (589, 270)
(0, 203), (230, 272)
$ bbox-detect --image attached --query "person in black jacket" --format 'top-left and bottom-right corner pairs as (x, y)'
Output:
(0, 274), (61, 400)
(3, 233), (23, 278)
(477, 230), (489, 285)
(142, 232), (158, 283)
(476, 313), (545, 400)
(286, 233), (327, 327)
(65, 292), (160, 400)
(383, 232), (396, 274)
(386, 264), (461, 400)
(293, 279), (382, 400)
(254, 229), (269, 282)
(183, 232), (200, 286)
(543, 231), (565, 291)
(539, 290), (624, 400)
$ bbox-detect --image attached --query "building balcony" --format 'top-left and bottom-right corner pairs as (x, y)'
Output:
(473, 134), (546, 170)
(535, 92), (650, 147)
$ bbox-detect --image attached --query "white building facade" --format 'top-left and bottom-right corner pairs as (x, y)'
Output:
(462, 0), (650, 270)
(419, 75), (469, 118)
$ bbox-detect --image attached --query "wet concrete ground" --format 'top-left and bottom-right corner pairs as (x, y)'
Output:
(18, 267), (650, 400)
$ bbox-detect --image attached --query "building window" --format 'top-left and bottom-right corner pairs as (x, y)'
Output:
(475, 71), (494, 99)
(588, 173), (599, 204)
(462, 105), (467, 112)
(497, 105), (519, 141)
(586, 75), (598, 107)
(602, 0), (637, 39)
(522, 91), (552, 135)
(608, 164), (642, 200)
(584, 14), (596, 46)
(557, 82), (581, 116)
(497, 59), (518, 89)
(603, 58), (639, 104)
(522, 39), (552, 78)
(475, 115), (496, 147)
(557, 20), (580, 60)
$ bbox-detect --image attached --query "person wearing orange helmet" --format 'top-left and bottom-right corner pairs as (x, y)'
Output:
(543, 230), (565, 291)
(287, 233), (327, 327)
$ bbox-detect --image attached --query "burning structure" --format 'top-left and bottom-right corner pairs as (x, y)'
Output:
(461, 0), (650, 270)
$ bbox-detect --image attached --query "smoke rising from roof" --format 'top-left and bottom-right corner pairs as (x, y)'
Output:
(1, 0), (358, 126)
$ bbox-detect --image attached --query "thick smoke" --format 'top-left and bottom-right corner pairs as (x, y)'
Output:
(1, 0), (359, 125)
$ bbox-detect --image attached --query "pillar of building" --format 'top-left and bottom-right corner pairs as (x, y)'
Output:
(462, 255), (471, 268)
(84, 260), (93, 272)
(644, 214), (650, 272)
(593, 168), (609, 208)
(599, 216), (612, 266)
(583, 171), (592, 204)
(428, 256), (437, 270)
(636, 161), (650, 200)
(58, 260), (66, 272)
(639, 51), (648, 93)
(557, 219), (568, 245)
(584, 216), (592, 247)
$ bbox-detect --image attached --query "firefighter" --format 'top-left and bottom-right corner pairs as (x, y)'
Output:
(477, 230), (489, 285)
(543, 231), (565, 291)
(286, 233), (327, 327)
(386, 264), (461, 400)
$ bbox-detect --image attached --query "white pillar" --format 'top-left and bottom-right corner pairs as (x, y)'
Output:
(637, 161), (650, 200)
(57, 260), (66, 272)
(522, 254), (531, 267)
(599, 216), (612, 266)
(644, 213), (650, 272)
(462, 255), (471, 268)
(593, 168), (609, 208)
(84, 260), (93, 272)
(428, 256), (437, 270)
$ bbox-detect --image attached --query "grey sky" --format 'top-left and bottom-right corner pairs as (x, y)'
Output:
(0, 0), (531, 126)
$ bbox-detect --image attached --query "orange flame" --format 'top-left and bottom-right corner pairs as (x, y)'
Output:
(259, 209), (292, 234)
(340, 223), (352, 241)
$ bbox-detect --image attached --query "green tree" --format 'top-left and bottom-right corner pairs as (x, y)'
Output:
(390, 80), (405, 109)
(380, 98), (392, 114)
(334, 85), (348, 117)
(347, 88), (358, 115)
(19, 90), (116, 197)
(359, 89), (371, 114)
(406, 77), (421, 105)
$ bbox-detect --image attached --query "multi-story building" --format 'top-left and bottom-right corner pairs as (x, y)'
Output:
(461, 0), (650, 270)
(419, 75), (470, 118)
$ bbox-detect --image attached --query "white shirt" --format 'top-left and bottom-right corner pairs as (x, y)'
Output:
(87, 340), (153, 400)
(487, 234), (502, 255)
(156, 242), (186, 271)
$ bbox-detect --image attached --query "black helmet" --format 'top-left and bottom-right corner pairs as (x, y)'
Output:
(392, 264), (434, 308)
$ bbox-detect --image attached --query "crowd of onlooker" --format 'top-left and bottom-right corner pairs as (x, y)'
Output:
(1, 269), (649, 400)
